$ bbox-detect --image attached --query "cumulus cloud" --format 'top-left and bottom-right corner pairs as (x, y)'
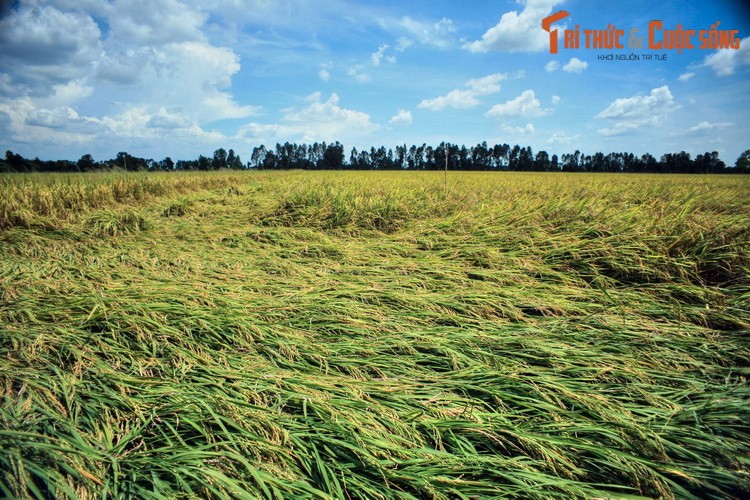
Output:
(36, 79), (94, 108)
(92, 39), (259, 123)
(95, 49), (154, 85)
(467, 73), (507, 94)
(1, 94), (222, 153)
(0, 5), (100, 66)
(237, 92), (379, 144)
(419, 72), (516, 111)
(546, 57), (587, 73)
(0, 2), (266, 162)
(701, 37), (750, 76)
(25, 106), (81, 129)
(389, 109), (413, 125)
(0, 0), (255, 150)
(0, 4), (101, 91)
(160, 41), (258, 121)
(562, 57), (587, 73)
(418, 90), (481, 111)
(551, 95), (561, 104)
(595, 85), (680, 136)
(485, 90), (551, 118)
(14, 101), (101, 137)
(146, 108), (192, 129)
(463, 0), (564, 53)
(106, 0), (207, 46)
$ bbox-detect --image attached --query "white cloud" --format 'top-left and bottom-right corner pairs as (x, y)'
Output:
(435, 18), (457, 35)
(347, 66), (372, 83)
(485, 90), (551, 118)
(562, 57), (587, 73)
(147, 108), (192, 129)
(98, 107), (226, 148)
(701, 37), (750, 76)
(39, 80), (94, 107)
(346, 44), (396, 85)
(419, 90), (481, 111)
(26, 106), (84, 130)
(463, 0), (563, 53)
(547, 58), (587, 73)
(106, 0), (207, 46)
(677, 72), (695, 81)
(2, 98), (105, 143)
(389, 109), (413, 125)
(396, 16), (457, 49)
(551, 95), (561, 104)
(396, 37), (414, 52)
(96, 40), (258, 123)
(0, 41), (254, 153)
(371, 45), (389, 66)
(502, 123), (535, 134)
(163, 41), (258, 121)
(98, 106), (152, 137)
(670, 121), (733, 137)
(0, 0), (255, 140)
(317, 61), (332, 81)
(547, 130), (581, 146)
(419, 72), (513, 111)
(237, 92), (379, 144)
(0, 5), (101, 92)
(95, 48), (153, 85)
(466, 73), (506, 94)
(595, 85), (679, 136)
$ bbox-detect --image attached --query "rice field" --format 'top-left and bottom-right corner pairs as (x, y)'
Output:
(1, 170), (749, 499)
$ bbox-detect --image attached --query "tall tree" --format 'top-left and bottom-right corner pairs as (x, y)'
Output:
(250, 146), (266, 169)
(534, 150), (550, 171)
(550, 154), (559, 171)
(735, 150), (750, 173)
(322, 142), (345, 170)
(212, 148), (228, 170)
(161, 157), (175, 171)
(77, 154), (95, 172)
(4, 150), (30, 172)
(227, 149), (242, 170)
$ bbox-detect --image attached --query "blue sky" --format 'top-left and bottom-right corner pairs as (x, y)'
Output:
(1, 0), (748, 164)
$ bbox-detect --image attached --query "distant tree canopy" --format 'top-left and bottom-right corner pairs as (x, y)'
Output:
(1, 144), (748, 174)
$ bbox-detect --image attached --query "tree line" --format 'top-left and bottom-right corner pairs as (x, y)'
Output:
(3, 142), (750, 174)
